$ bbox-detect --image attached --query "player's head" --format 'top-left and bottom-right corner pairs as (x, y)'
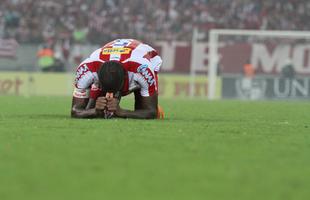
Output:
(97, 61), (125, 95)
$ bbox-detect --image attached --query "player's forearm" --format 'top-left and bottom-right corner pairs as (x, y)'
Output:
(116, 107), (157, 119)
(71, 107), (99, 118)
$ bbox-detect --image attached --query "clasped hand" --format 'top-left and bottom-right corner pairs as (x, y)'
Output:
(95, 96), (119, 112)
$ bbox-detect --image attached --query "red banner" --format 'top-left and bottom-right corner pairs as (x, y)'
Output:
(154, 41), (310, 75)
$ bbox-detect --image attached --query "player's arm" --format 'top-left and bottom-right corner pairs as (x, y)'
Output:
(110, 65), (159, 119)
(71, 89), (107, 118)
(107, 90), (158, 119)
(71, 59), (107, 118)
(71, 96), (95, 118)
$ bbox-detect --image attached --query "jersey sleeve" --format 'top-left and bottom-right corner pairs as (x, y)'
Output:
(140, 44), (162, 72)
(73, 49), (102, 98)
(72, 64), (94, 98)
(134, 64), (158, 97)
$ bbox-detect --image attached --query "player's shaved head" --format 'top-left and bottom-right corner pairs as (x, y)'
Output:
(97, 61), (125, 94)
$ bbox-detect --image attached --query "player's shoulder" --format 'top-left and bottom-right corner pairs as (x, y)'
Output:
(135, 42), (155, 52)
(124, 53), (161, 73)
(78, 48), (104, 72)
(123, 60), (153, 73)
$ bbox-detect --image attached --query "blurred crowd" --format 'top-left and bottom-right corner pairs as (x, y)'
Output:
(1, 0), (310, 45)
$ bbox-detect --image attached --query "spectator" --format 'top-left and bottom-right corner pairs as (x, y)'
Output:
(37, 44), (55, 72)
(243, 60), (255, 78)
(1, 0), (309, 44)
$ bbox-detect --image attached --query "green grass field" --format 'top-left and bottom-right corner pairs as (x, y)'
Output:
(1, 96), (310, 200)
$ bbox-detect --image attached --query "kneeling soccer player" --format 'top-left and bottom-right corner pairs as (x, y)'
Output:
(71, 39), (164, 119)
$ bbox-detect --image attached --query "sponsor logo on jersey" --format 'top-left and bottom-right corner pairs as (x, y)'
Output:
(102, 47), (131, 55)
(137, 64), (155, 86)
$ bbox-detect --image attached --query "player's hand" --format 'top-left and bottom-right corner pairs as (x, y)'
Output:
(106, 98), (120, 112)
(95, 97), (107, 110)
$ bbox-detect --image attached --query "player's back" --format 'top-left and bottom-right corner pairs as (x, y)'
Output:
(74, 39), (162, 96)
(101, 39), (160, 70)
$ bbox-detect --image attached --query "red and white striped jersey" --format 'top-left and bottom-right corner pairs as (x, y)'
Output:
(73, 39), (162, 99)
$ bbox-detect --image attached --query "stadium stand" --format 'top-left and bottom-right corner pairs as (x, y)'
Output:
(1, 0), (309, 45)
